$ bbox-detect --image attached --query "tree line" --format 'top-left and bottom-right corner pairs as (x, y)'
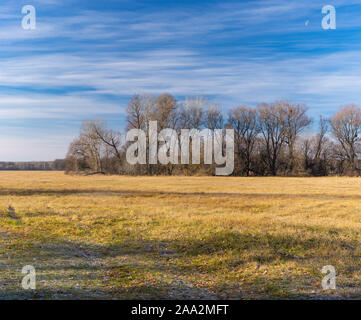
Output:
(65, 93), (361, 176)
(0, 160), (66, 171)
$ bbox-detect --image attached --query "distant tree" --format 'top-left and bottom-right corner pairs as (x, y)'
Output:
(64, 94), (361, 178)
(257, 102), (287, 176)
(314, 116), (329, 161)
(126, 94), (146, 131)
(227, 106), (259, 176)
(330, 104), (361, 174)
(283, 102), (311, 173)
(90, 122), (124, 174)
(177, 97), (207, 175)
(178, 96), (206, 129)
(301, 116), (329, 175)
(52, 159), (66, 171)
(206, 103), (223, 131)
(66, 120), (107, 173)
(154, 93), (178, 130)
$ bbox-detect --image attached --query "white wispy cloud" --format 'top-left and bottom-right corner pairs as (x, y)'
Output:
(0, 93), (124, 118)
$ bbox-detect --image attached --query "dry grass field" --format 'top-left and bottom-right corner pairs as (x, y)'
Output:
(0, 172), (361, 299)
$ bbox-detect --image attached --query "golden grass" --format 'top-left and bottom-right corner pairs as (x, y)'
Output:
(1, 172), (361, 299)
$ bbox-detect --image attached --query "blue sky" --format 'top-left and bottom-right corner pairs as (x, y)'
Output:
(0, 0), (361, 160)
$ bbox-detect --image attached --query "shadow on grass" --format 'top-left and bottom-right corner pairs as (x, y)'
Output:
(2, 228), (360, 299)
(1, 188), (361, 201)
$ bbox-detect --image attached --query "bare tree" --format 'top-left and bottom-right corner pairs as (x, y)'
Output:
(258, 102), (287, 176)
(227, 106), (259, 176)
(283, 102), (311, 173)
(126, 94), (146, 131)
(330, 104), (361, 173)
(154, 93), (178, 130)
(90, 122), (124, 173)
(301, 116), (329, 175)
(65, 94), (361, 178)
(314, 116), (329, 160)
(206, 103), (223, 131)
(126, 94), (157, 174)
(66, 138), (89, 172)
(178, 96), (206, 129)
(66, 120), (106, 173)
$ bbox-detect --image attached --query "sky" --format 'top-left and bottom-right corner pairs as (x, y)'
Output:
(0, 0), (360, 160)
